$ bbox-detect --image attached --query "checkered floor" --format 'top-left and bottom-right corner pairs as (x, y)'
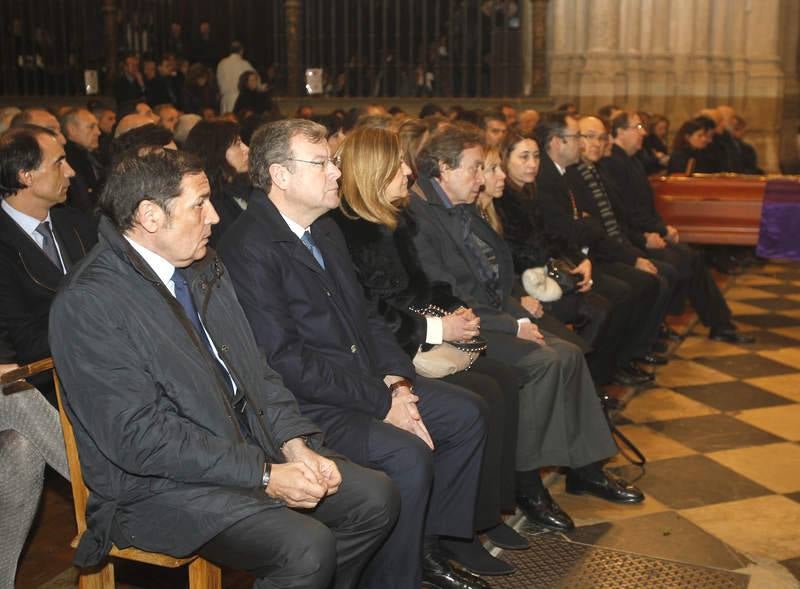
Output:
(494, 260), (800, 588)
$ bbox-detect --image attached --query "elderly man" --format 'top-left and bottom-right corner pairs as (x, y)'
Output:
(61, 108), (103, 213)
(218, 119), (487, 589)
(49, 149), (398, 589)
(601, 111), (754, 344)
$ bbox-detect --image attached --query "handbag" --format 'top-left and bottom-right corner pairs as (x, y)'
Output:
(522, 266), (563, 302)
(410, 305), (488, 378)
(546, 258), (582, 296)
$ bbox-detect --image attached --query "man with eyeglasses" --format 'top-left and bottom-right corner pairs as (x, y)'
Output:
(219, 119), (488, 589)
(533, 112), (665, 383)
(600, 111), (754, 345)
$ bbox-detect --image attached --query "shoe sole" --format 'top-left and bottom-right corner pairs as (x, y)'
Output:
(565, 486), (645, 504)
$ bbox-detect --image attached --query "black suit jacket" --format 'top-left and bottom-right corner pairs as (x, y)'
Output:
(599, 144), (668, 236)
(563, 162), (646, 265)
(0, 203), (97, 364)
(219, 193), (415, 463)
(535, 152), (629, 265)
(65, 141), (104, 214)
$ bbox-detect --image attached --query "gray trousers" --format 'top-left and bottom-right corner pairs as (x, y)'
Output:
(484, 330), (618, 472)
(0, 386), (69, 589)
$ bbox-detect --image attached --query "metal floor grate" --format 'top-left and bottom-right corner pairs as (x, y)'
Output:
(485, 527), (749, 589)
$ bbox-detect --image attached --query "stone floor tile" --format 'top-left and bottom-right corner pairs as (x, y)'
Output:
(708, 443), (800, 494)
(621, 387), (719, 424)
(735, 404), (800, 441)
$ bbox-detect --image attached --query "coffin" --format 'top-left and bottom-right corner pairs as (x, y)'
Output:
(650, 173), (768, 245)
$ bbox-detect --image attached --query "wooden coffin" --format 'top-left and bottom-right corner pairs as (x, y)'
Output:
(650, 173), (767, 245)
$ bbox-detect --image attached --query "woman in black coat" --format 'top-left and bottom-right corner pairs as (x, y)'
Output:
(183, 120), (252, 246)
(233, 71), (272, 117)
(668, 118), (716, 174)
(334, 126), (529, 576)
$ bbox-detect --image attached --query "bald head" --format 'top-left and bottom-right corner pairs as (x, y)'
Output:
(518, 109), (539, 135)
(578, 116), (609, 163)
(114, 113), (154, 138)
(717, 105), (736, 130)
(11, 109), (66, 145)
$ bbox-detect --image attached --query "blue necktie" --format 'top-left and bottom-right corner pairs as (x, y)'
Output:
(301, 230), (326, 269)
(172, 268), (253, 438)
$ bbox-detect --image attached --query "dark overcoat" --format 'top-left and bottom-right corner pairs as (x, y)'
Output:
(49, 216), (321, 567)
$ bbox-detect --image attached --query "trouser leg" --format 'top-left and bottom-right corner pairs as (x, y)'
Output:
(199, 460), (398, 589)
(0, 429), (46, 588)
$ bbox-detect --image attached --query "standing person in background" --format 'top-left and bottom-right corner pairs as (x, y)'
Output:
(217, 42), (254, 114)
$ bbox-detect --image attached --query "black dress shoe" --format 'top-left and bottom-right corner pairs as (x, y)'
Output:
(598, 392), (622, 411)
(484, 522), (530, 550)
(612, 367), (651, 386)
(709, 328), (755, 344)
(635, 353), (669, 366)
(658, 325), (684, 341)
(626, 362), (655, 381)
(441, 536), (515, 576)
(422, 544), (491, 589)
(516, 490), (575, 531)
(565, 471), (645, 504)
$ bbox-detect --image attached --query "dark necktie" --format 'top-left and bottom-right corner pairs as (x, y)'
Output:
(172, 269), (253, 438)
(301, 230), (326, 269)
(35, 221), (64, 273)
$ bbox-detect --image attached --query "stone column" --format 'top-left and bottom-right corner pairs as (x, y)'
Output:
(578, 0), (621, 113)
(285, 0), (302, 97)
(527, 0), (549, 97)
(102, 0), (118, 85)
(641, 0), (673, 115)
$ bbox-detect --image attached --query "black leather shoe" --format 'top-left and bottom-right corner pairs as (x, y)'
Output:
(635, 353), (669, 366)
(441, 536), (515, 576)
(565, 471), (645, 504)
(516, 490), (575, 531)
(613, 367), (651, 386)
(659, 325), (684, 341)
(422, 544), (491, 589)
(598, 392), (622, 411)
(626, 362), (655, 381)
(484, 522), (530, 550)
(709, 328), (755, 344)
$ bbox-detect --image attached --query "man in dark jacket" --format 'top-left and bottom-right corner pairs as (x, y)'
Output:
(219, 119), (488, 589)
(532, 112), (666, 381)
(0, 125), (96, 371)
(408, 125), (643, 536)
(602, 111), (754, 344)
(61, 108), (104, 214)
(49, 150), (398, 589)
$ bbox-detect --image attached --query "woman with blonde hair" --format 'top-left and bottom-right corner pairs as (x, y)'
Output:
(334, 125), (530, 579)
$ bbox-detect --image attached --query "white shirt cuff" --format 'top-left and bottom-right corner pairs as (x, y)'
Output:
(425, 317), (444, 344)
(516, 317), (531, 335)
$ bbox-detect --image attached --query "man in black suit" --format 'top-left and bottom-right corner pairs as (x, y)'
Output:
(601, 111), (754, 344)
(219, 119), (488, 589)
(61, 108), (104, 214)
(49, 149), (397, 589)
(0, 125), (96, 370)
(113, 54), (146, 109)
(531, 112), (669, 377)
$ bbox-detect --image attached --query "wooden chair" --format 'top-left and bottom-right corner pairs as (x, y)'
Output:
(2, 362), (222, 588)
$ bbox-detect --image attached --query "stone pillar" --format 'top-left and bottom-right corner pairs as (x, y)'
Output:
(102, 0), (118, 85)
(527, 0), (548, 96)
(578, 0), (621, 113)
(779, 0), (800, 171)
(285, 0), (302, 97)
(641, 0), (673, 115)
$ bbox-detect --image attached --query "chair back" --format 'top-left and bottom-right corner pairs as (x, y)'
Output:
(54, 372), (90, 536)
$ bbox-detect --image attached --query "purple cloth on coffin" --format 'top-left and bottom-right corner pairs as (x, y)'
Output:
(756, 179), (800, 261)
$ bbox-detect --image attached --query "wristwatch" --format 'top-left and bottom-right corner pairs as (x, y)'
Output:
(262, 462), (272, 489)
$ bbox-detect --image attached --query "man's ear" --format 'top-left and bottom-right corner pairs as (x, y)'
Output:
(269, 162), (290, 191)
(132, 199), (165, 234)
(438, 161), (451, 184)
(16, 169), (33, 189)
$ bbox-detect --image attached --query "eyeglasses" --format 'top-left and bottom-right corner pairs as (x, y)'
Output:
(626, 124), (646, 131)
(581, 133), (609, 143)
(560, 134), (581, 141)
(286, 157), (339, 171)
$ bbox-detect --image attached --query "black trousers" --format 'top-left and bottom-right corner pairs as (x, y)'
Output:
(346, 377), (486, 589)
(444, 356), (525, 528)
(594, 262), (670, 362)
(198, 460), (399, 589)
(649, 244), (733, 329)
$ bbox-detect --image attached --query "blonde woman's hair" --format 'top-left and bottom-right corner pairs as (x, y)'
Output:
(476, 146), (504, 237)
(338, 126), (405, 230)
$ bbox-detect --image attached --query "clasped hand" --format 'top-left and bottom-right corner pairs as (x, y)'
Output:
(442, 307), (480, 341)
(383, 384), (435, 450)
(265, 438), (342, 509)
